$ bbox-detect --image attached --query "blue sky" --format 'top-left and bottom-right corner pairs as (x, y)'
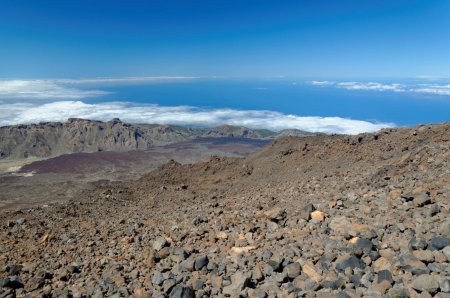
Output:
(0, 1), (449, 133)
(1, 0), (449, 78)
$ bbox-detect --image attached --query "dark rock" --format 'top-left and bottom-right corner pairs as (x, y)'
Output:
(321, 278), (345, 290)
(194, 255), (208, 271)
(377, 270), (393, 284)
(268, 255), (283, 272)
(351, 238), (373, 254)
(0, 278), (10, 287)
(5, 277), (24, 289)
(409, 238), (427, 250)
(349, 274), (362, 287)
(335, 255), (365, 272)
(8, 264), (23, 275)
(299, 204), (315, 220)
(169, 285), (195, 298)
(429, 237), (450, 250)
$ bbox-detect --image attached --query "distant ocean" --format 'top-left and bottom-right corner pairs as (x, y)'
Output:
(89, 79), (450, 127)
(1, 78), (449, 134)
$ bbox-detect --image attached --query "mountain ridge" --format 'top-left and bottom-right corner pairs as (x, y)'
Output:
(0, 118), (314, 160)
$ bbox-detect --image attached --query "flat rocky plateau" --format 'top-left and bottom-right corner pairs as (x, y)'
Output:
(1, 123), (449, 298)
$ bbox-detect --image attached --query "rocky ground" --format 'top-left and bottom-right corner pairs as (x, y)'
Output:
(0, 137), (268, 211)
(0, 123), (449, 297)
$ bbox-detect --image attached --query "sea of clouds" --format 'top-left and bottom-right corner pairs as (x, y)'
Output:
(0, 100), (393, 135)
(8, 76), (450, 134)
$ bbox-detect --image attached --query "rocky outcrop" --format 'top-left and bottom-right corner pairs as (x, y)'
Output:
(0, 119), (280, 160)
(0, 123), (449, 297)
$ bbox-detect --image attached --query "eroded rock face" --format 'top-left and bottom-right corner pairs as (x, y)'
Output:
(0, 123), (449, 297)
(0, 119), (278, 160)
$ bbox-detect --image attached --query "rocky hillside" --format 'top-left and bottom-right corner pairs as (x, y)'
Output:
(0, 119), (301, 160)
(0, 123), (449, 297)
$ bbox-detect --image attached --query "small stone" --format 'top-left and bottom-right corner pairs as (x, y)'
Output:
(252, 267), (264, 282)
(230, 246), (256, 255)
(25, 276), (45, 292)
(302, 262), (322, 282)
(163, 279), (176, 293)
(329, 216), (350, 235)
(335, 254), (365, 272)
(310, 211), (325, 222)
(440, 278), (450, 293)
(412, 192), (432, 207)
(429, 237), (450, 250)
(285, 262), (301, 279)
(134, 288), (150, 297)
(15, 218), (26, 225)
(377, 270), (393, 284)
(169, 285), (195, 298)
(387, 287), (410, 298)
(152, 272), (164, 286)
(9, 264), (23, 275)
(153, 236), (169, 251)
(192, 279), (204, 291)
(268, 255), (283, 271)
(443, 246), (450, 261)
(217, 231), (228, 239)
(389, 189), (402, 200)
(412, 250), (434, 263)
(264, 207), (286, 222)
(222, 271), (251, 296)
(298, 203), (315, 220)
(373, 257), (390, 272)
(409, 238), (428, 250)
(350, 237), (373, 254)
(411, 274), (440, 294)
(194, 255), (208, 270)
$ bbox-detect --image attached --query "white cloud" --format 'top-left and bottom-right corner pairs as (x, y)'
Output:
(309, 80), (335, 86)
(413, 84), (450, 96)
(54, 76), (200, 85)
(337, 82), (405, 92)
(0, 80), (109, 100)
(0, 77), (201, 100)
(0, 100), (393, 135)
(309, 80), (450, 97)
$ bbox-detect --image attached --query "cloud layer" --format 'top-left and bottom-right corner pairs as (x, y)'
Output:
(0, 77), (200, 100)
(0, 100), (393, 135)
(310, 80), (450, 96)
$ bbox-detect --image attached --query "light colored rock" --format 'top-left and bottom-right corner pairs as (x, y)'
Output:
(374, 257), (390, 272)
(411, 275), (440, 294)
(302, 262), (322, 282)
(310, 210), (325, 222)
(230, 246), (257, 255)
(217, 231), (228, 239)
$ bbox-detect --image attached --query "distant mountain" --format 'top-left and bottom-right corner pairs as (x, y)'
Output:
(0, 118), (314, 160)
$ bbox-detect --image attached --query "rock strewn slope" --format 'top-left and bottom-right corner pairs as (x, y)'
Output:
(0, 123), (449, 297)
